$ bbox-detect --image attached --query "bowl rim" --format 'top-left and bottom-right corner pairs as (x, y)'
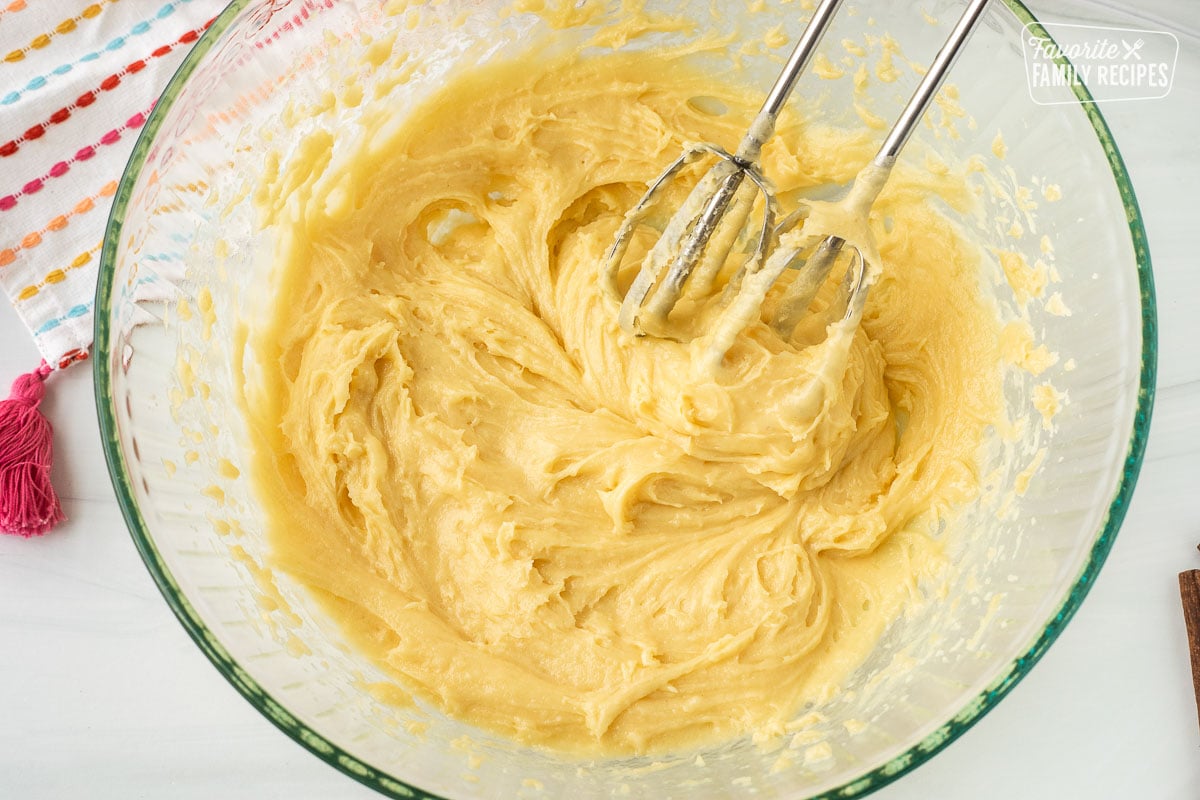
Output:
(93, 1), (1158, 798)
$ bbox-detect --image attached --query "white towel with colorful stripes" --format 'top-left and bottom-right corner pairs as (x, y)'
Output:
(1, 0), (222, 370)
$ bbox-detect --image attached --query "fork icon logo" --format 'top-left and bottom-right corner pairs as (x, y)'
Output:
(1121, 38), (1145, 60)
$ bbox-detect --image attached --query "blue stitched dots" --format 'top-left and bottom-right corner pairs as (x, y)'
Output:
(142, 252), (185, 263)
(35, 305), (91, 335)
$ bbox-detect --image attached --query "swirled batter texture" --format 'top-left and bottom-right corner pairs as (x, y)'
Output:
(245, 50), (1001, 753)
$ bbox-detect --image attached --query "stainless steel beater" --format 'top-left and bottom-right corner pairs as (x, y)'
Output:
(602, 0), (992, 364)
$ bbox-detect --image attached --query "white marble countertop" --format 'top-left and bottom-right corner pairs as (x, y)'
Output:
(1, 1), (1197, 797)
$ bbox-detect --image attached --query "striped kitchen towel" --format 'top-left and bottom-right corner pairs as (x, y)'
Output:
(1, 0), (224, 535)
(1, 0), (223, 368)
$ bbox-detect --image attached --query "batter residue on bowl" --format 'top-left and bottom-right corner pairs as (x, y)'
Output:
(242, 42), (1002, 753)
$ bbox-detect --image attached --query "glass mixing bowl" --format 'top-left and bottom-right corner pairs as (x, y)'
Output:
(94, 1), (1155, 797)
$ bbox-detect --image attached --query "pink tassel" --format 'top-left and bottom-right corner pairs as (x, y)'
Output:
(0, 362), (65, 537)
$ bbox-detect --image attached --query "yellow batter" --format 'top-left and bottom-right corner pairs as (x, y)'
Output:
(243, 46), (1001, 754)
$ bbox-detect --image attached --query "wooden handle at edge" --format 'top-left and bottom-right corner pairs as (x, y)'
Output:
(1178, 569), (1200, 733)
